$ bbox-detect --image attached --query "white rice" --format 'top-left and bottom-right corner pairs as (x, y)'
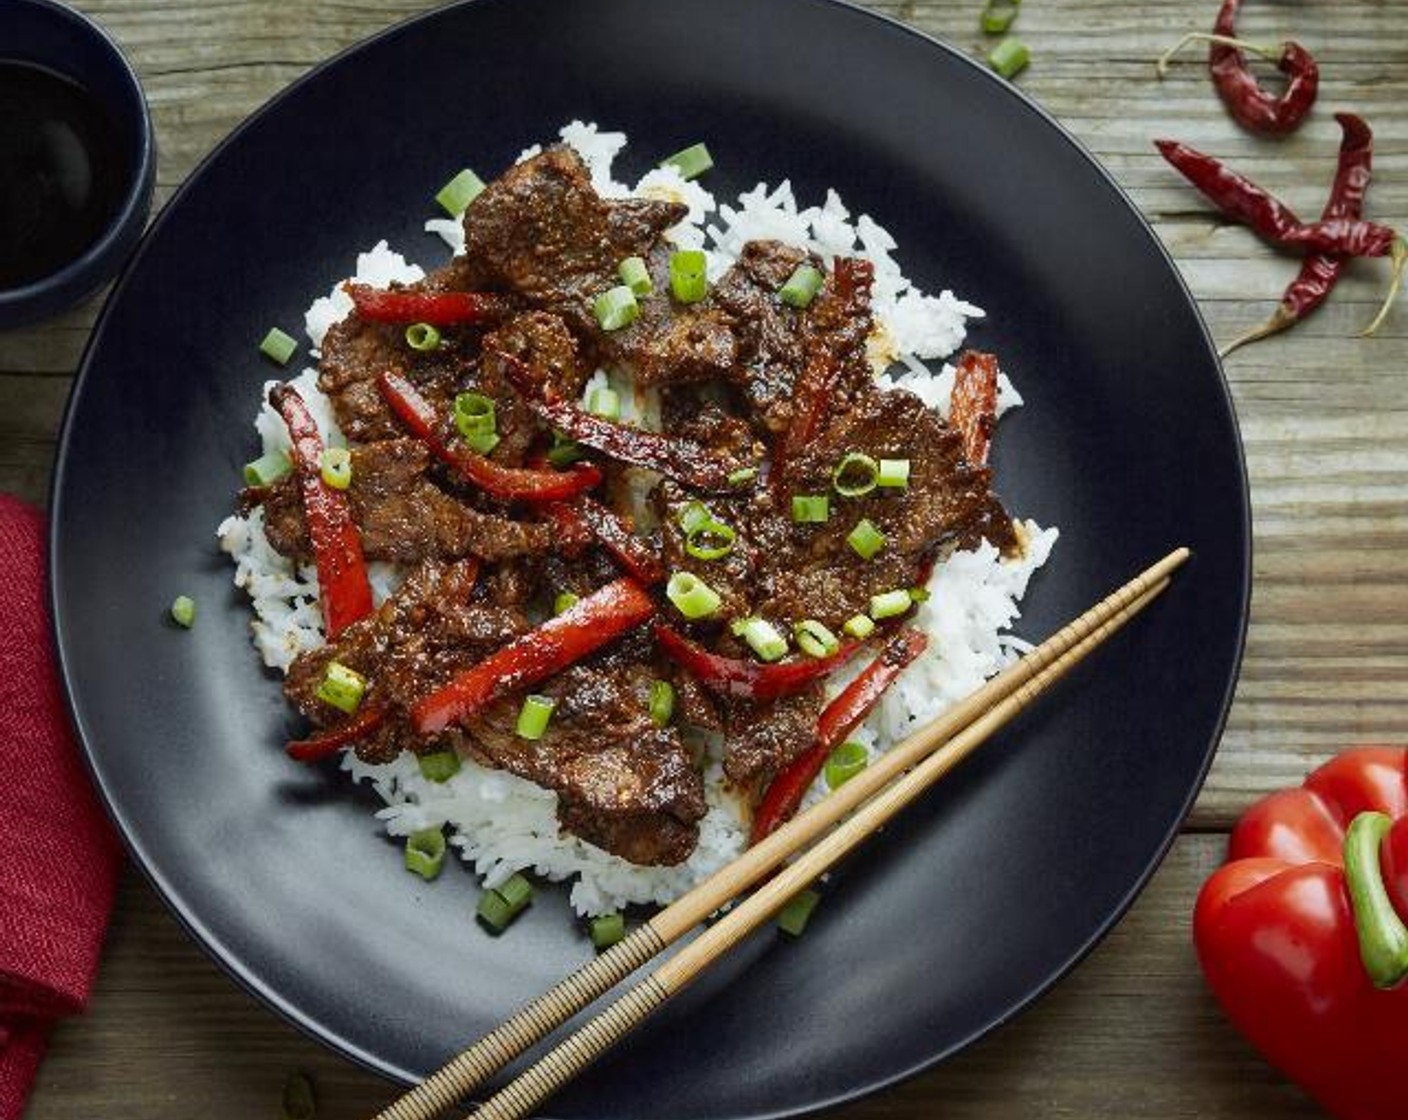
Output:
(218, 122), (1057, 916)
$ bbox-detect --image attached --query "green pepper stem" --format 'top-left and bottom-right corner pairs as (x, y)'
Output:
(1344, 811), (1408, 989)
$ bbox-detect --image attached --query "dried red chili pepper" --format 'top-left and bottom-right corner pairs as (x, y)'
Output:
(750, 628), (928, 843)
(1156, 0), (1319, 137)
(270, 385), (374, 639)
(344, 283), (513, 326)
(286, 705), (388, 762)
(654, 622), (862, 704)
(1222, 113), (1371, 357)
(376, 370), (603, 502)
(547, 497), (666, 586)
(948, 350), (999, 466)
(413, 578), (657, 734)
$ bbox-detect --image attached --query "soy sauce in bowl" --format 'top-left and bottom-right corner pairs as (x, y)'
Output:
(0, 60), (129, 290)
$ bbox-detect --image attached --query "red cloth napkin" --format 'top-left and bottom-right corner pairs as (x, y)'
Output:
(0, 494), (121, 1120)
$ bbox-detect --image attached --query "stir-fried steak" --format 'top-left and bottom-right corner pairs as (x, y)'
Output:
(252, 438), (557, 562)
(724, 686), (825, 787)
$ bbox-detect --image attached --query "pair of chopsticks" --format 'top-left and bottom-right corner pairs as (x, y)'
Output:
(374, 546), (1190, 1120)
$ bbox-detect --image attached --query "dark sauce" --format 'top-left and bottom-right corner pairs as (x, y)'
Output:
(0, 60), (129, 289)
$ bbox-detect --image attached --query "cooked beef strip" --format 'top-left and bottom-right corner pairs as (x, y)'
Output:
(723, 685), (825, 787)
(252, 438), (557, 563)
(462, 657), (706, 866)
(474, 311), (583, 463)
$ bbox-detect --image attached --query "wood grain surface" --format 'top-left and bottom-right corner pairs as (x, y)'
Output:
(5, 0), (1404, 1116)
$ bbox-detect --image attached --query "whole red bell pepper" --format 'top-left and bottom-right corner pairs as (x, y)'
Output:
(1194, 747), (1408, 1120)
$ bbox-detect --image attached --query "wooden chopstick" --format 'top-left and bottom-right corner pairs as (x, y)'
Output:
(374, 547), (1188, 1120)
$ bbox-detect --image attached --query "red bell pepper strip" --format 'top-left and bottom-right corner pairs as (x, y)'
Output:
(376, 371), (602, 502)
(654, 622), (862, 704)
(413, 578), (656, 734)
(493, 352), (733, 491)
(949, 350), (999, 467)
(270, 385), (374, 638)
(750, 628), (928, 843)
(344, 283), (513, 326)
(548, 497), (666, 586)
(286, 705), (388, 763)
(1195, 747), (1408, 1120)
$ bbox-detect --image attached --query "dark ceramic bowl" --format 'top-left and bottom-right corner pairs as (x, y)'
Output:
(0, 0), (155, 329)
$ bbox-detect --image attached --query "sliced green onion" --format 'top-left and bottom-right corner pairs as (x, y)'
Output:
(259, 327), (298, 365)
(666, 571), (722, 620)
(243, 449), (292, 486)
(170, 595), (196, 629)
(477, 873), (533, 933)
(980, 0), (1020, 33)
(847, 518), (886, 560)
(320, 446), (352, 490)
(988, 36), (1031, 79)
(589, 911), (627, 950)
(728, 466), (759, 487)
(777, 888), (821, 938)
(436, 168), (486, 216)
(737, 617), (788, 662)
(877, 458), (911, 489)
(547, 435), (583, 467)
(316, 661), (366, 714)
(669, 250), (708, 304)
(455, 392), (499, 455)
(870, 588), (914, 620)
(418, 749), (461, 783)
(516, 695), (556, 741)
(843, 613), (876, 640)
(686, 518), (736, 561)
(649, 679), (676, 727)
(593, 285), (641, 331)
(281, 1072), (317, 1120)
(660, 142), (714, 181)
(824, 741), (869, 789)
(778, 264), (824, 309)
(832, 452), (879, 498)
(791, 494), (829, 524)
(909, 587), (931, 604)
(794, 619), (840, 659)
(586, 384), (621, 420)
(678, 500), (713, 535)
(553, 591), (580, 615)
(404, 827), (447, 880)
(618, 256), (653, 297)
(405, 322), (442, 351)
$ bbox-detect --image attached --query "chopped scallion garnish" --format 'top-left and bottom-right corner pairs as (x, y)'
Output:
(909, 587), (931, 604)
(870, 588), (914, 620)
(516, 694), (556, 741)
(316, 660), (366, 714)
(405, 322), (442, 351)
(727, 466), (759, 487)
(669, 250), (708, 304)
(825, 741), (869, 789)
(170, 595), (196, 629)
(666, 571), (722, 620)
(685, 517), (736, 561)
(678, 500), (713, 535)
(547, 435), (584, 467)
(554, 590), (580, 615)
(877, 458), (911, 489)
(843, 613), (876, 639)
(586, 384), (621, 420)
(791, 494), (829, 524)
(455, 391), (499, 455)
(404, 827), (447, 880)
(988, 36), (1030, 79)
(243, 449), (292, 486)
(320, 446), (353, 490)
(847, 518), (886, 560)
(778, 264), (824, 309)
(617, 256), (653, 297)
(736, 616), (788, 662)
(777, 888), (821, 938)
(980, 0), (1020, 33)
(832, 452), (880, 498)
(593, 285), (641, 331)
(259, 327), (298, 365)
(794, 618), (840, 659)
(418, 749), (461, 783)
(589, 911), (627, 950)
(436, 168), (486, 217)
(649, 679), (676, 727)
(477, 873), (533, 933)
(660, 142), (714, 181)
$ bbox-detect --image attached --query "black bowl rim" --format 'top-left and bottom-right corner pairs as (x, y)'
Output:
(49, 0), (1251, 1113)
(0, 0), (157, 327)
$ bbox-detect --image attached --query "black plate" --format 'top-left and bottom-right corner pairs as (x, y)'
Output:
(50, 1), (1249, 1116)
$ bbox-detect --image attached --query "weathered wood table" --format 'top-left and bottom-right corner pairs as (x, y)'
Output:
(6, 1), (1405, 1116)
